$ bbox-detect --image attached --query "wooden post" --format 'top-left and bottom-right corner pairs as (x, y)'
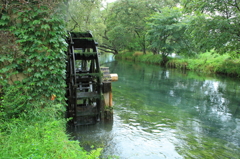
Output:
(101, 67), (118, 120)
(109, 90), (112, 107)
(103, 82), (112, 106)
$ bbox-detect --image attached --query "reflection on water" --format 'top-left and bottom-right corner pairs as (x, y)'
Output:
(99, 53), (115, 65)
(69, 54), (240, 159)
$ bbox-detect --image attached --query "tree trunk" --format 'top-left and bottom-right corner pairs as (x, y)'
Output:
(161, 53), (168, 66)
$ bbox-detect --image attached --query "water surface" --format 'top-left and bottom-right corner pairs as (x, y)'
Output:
(70, 55), (240, 159)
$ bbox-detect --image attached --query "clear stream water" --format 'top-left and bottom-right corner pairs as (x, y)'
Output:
(69, 54), (240, 159)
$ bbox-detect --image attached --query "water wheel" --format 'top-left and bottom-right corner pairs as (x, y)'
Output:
(66, 32), (103, 125)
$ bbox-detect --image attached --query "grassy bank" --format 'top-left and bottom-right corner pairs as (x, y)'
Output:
(0, 102), (101, 159)
(116, 51), (240, 77)
(116, 51), (163, 65)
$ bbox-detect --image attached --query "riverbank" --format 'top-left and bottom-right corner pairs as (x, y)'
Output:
(0, 102), (101, 158)
(115, 51), (240, 77)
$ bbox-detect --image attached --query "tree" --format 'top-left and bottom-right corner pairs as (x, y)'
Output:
(98, 0), (182, 54)
(66, 0), (102, 32)
(99, 0), (170, 54)
(96, 3), (131, 54)
(147, 7), (188, 64)
(182, 0), (240, 57)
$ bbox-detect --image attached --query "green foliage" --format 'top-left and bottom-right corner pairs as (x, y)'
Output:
(0, 101), (102, 159)
(1, 1), (67, 118)
(183, 0), (240, 57)
(146, 7), (190, 63)
(0, 1), (102, 158)
(1, 84), (30, 119)
(99, 0), (167, 54)
(167, 51), (240, 77)
(67, 0), (102, 32)
(134, 53), (163, 65)
(116, 50), (240, 77)
(115, 51), (135, 60)
(116, 51), (164, 65)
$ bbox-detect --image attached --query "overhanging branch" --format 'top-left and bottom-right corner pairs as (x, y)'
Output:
(99, 44), (118, 54)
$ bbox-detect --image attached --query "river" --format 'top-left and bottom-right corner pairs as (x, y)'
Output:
(69, 54), (240, 159)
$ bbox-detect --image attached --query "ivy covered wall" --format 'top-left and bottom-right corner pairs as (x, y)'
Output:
(0, 0), (67, 119)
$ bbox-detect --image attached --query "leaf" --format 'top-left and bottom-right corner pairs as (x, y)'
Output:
(32, 20), (41, 25)
(34, 72), (41, 78)
(27, 68), (34, 73)
(23, 18), (30, 22)
(41, 24), (50, 30)
(42, 70), (50, 76)
(1, 14), (10, 20)
(17, 11), (25, 16)
(0, 19), (9, 26)
(49, 31), (56, 36)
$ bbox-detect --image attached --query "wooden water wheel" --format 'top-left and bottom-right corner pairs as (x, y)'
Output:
(66, 32), (103, 125)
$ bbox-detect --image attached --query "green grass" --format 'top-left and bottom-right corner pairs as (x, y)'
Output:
(0, 102), (102, 159)
(116, 50), (240, 77)
(116, 51), (163, 65)
(168, 52), (240, 76)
